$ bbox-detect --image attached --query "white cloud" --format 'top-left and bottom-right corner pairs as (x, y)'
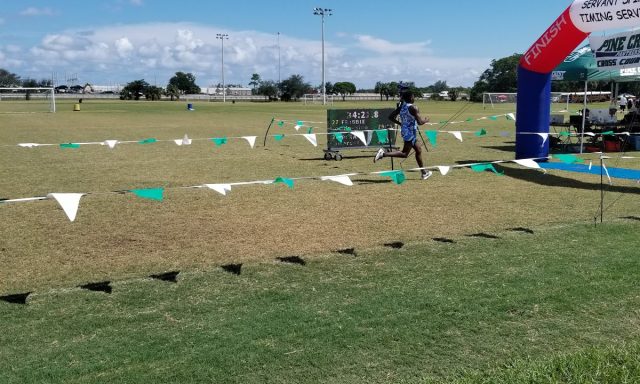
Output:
(355, 35), (432, 55)
(17, 22), (489, 88)
(20, 7), (57, 16)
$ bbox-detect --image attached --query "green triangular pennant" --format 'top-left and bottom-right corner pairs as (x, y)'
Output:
(470, 163), (504, 175)
(466, 117), (474, 122)
(334, 132), (344, 143)
(475, 128), (487, 137)
(297, 120), (304, 126)
(555, 154), (584, 164)
(376, 129), (389, 144)
(277, 121), (285, 127)
(212, 137), (228, 146)
(425, 130), (438, 147)
(601, 130), (615, 136)
(274, 134), (285, 141)
(60, 143), (80, 149)
(138, 138), (157, 144)
(130, 187), (164, 201)
(489, 116), (498, 121)
(439, 120), (447, 124)
(379, 170), (406, 185)
(559, 131), (571, 138)
(274, 177), (294, 189)
(307, 127), (313, 134)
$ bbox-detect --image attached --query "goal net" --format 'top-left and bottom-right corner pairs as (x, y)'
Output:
(0, 87), (56, 113)
(303, 94), (334, 105)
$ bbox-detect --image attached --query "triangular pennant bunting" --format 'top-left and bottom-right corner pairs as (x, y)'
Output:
(470, 163), (504, 175)
(273, 177), (294, 189)
(350, 131), (367, 146)
(47, 193), (84, 222)
(376, 129), (389, 144)
(242, 136), (257, 148)
(204, 184), (232, 196)
(449, 131), (463, 142)
(130, 188), (164, 201)
(103, 140), (118, 149)
(138, 138), (157, 144)
(60, 143), (80, 149)
(302, 133), (318, 147)
(536, 133), (549, 145)
(506, 113), (516, 121)
(379, 170), (406, 185)
(437, 166), (451, 176)
(334, 132), (344, 143)
(274, 134), (285, 141)
(212, 137), (228, 146)
(19, 143), (40, 148)
(320, 175), (354, 186)
(425, 130), (438, 147)
(513, 159), (541, 169)
(554, 154), (584, 164)
(475, 128), (487, 137)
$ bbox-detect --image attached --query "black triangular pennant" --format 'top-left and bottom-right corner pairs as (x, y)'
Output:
(79, 281), (112, 294)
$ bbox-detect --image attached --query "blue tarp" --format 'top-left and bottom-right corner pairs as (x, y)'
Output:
(541, 162), (640, 180)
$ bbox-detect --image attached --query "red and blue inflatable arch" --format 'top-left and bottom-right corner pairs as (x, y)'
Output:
(516, 0), (640, 159)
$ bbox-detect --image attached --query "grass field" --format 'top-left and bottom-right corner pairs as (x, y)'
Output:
(1, 99), (640, 382)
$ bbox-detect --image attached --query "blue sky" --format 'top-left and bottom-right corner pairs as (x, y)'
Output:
(0, 0), (574, 89)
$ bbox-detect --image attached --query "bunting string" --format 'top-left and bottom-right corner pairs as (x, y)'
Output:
(1, 156), (555, 221)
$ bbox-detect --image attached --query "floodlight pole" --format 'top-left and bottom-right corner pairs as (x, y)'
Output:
(216, 33), (229, 103)
(314, 7), (332, 105)
(277, 32), (281, 86)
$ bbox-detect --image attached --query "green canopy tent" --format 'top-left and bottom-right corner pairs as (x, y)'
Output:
(552, 45), (640, 152)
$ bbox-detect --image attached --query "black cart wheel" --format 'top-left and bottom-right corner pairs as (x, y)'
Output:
(334, 153), (343, 161)
(324, 152), (333, 160)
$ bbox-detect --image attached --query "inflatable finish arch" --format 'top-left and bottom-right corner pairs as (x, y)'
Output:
(516, 0), (640, 159)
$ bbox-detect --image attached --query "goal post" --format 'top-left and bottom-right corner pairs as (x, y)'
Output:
(303, 94), (334, 105)
(0, 87), (56, 113)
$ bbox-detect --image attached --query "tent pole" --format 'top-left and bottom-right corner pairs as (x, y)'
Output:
(580, 80), (587, 154)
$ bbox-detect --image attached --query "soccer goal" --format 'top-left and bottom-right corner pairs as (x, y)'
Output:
(303, 94), (334, 105)
(0, 87), (56, 113)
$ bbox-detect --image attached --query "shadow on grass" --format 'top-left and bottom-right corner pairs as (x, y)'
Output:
(480, 145), (516, 152)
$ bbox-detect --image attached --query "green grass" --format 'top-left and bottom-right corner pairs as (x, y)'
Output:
(1, 99), (640, 382)
(1, 221), (639, 383)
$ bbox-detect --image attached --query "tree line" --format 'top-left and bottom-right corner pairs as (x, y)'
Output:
(6, 52), (640, 102)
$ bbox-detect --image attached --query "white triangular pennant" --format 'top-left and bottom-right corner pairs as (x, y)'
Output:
(449, 132), (463, 142)
(436, 166), (451, 176)
(513, 159), (541, 169)
(302, 133), (318, 147)
(536, 133), (549, 145)
(294, 124), (302, 131)
(18, 143), (40, 148)
(507, 113), (516, 121)
(242, 136), (257, 148)
(47, 193), (84, 222)
(320, 175), (353, 186)
(204, 184), (232, 196)
(103, 140), (118, 149)
(182, 134), (192, 145)
(351, 131), (367, 146)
